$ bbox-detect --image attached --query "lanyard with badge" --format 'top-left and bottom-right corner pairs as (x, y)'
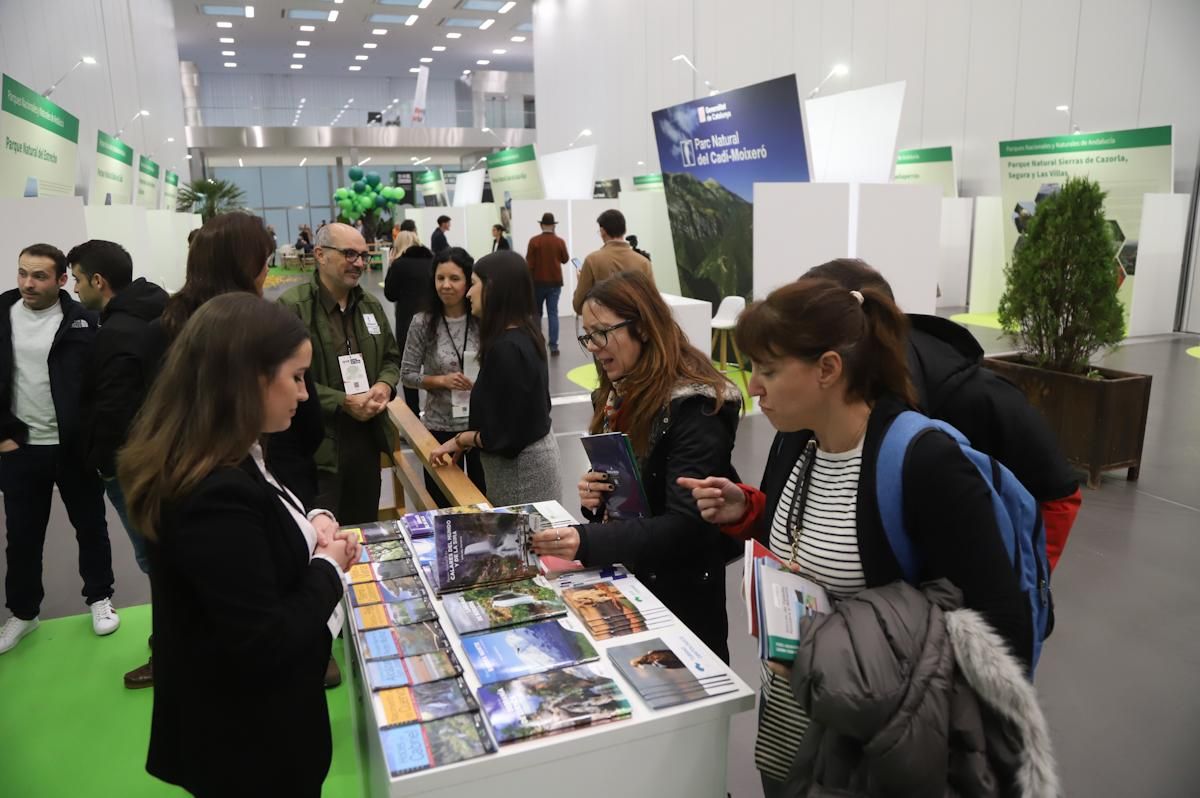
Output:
(444, 314), (474, 418)
(337, 303), (370, 395)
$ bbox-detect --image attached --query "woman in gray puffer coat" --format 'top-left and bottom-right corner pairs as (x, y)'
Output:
(785, 579), (1060, 798)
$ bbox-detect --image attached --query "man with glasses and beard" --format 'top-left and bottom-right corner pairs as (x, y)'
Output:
(278, 223), (403, 525)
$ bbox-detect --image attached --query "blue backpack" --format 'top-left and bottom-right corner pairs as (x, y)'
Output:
(876, 411), (1053, 673)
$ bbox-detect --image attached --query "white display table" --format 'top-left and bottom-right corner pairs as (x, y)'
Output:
(661, 293), (713, 354)
(342, 516), (754, 798)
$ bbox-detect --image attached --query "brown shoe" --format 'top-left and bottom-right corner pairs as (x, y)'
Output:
(124, 658), (153, 689)
(324, 656), (342, 689)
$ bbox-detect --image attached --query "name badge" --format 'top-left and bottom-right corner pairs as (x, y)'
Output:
(451, 389), (471, 419)
(338, 353), (370, 395)
(363, 313), (382, 335)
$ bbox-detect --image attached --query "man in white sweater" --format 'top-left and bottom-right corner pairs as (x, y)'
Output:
(0, 244), (117, 654)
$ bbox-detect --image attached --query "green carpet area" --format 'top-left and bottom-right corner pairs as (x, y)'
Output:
(1188, 346), (1200, 360)
(565, 361), (755, 411)
(0, 605), (365, 797)
(949, 312), (1003, 330)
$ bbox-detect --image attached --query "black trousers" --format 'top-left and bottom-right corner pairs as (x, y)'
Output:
(315, 417), (385, 526)
(1, 443), (113, 619)
(426, 429), (486, 508)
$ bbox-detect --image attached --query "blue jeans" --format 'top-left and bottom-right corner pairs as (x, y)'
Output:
(533, 284), (561, 350)
(104, 477), (149, 575)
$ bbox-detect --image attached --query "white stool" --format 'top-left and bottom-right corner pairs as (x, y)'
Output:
(710, 296), (748, 389)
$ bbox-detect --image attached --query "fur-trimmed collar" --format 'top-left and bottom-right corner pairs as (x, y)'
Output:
(669, 380), (743, 404)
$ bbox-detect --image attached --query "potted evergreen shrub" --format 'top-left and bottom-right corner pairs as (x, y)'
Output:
(986, 176), (1152, 489)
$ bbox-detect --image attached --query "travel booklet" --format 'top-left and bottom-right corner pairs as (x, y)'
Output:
(410, 537), (436, 571)
(562, 580), (672, 640)
(579, 432), (651, 520)
(476, 664), (633, 744)
(346, 520), (406, 544)
(380, 713), (495, 777)
(347, 558), (419, 584)
(753, 555), (830, 662)
(365, 651), (463, 691)
(400, 503), (490, 539)
(361, 622), (451, 660)
(442, 577), (568, 636)
(742, 539), (780, 637)
(350, 576), (427, 607)
(372, 676), (478, 728)
(492, 500), (577, 530)
(608, 634), (738, 709)
(464, 618), (599, 685)
(353, 597), (438, 631)
(433, 512), (538, 595)
(552, 564), (630, 592)
(358, 539), (411, 564)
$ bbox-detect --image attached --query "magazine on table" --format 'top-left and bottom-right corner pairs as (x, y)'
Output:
(463, 618), (599, 685)
(491, 500), (578, 530)
(433, 512), (538, 594)
(380, 713), (495, 776)
(360, 622), (451, 661)
(551, 564), (630, 591)
(442, 577), (568, 636)
(353, 597), (438, 631)
(607, 634), (738, 709)
(579, 432), (651, 520)
(347, 558), (418, 584)
(372, 676), (478, 728)
(476, 664), (632, 744)
(562, 580), (672, 640)
(400, 503), (490, 539)
(357, 539), (411, 564)
(365, 650), (462, 691)
(345, 520), (405, 544)
(350, 576), (428, 608)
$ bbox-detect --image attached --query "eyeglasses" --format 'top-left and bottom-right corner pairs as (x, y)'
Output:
(319, 246), (370, 263)
(577, 319), (634, 351)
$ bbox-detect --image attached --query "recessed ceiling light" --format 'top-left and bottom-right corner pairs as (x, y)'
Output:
(476, 59), (490, 65)
(299, 24), (315, 32)
(186, 154), (193, 159)
(290, 64), (303, 70)
(479, 18), (495, 30)
(499, 1), (516, 13)
(245, 5), (255, 18)
(292, 53), (306, 58)
(327, 10), (339, 22)
(221, 50), (236, 56)
(405, 14), (418, 26)
(392, 98), (399, 102)
(372, 28), (387, 35)
(216, 21), (233, 29)
(492, 49), (506, 54)
(432, 45), (446, 52)
(418, 0), (432, 8)
(348, 65), (361, 71)
(446, 32), (461, 39)
(420, 57), (433, 63)
(363, 42), (377, 48)
(355, 55), (369, 60)
(167, 136), (175, 142)
(300, 97), (306, 103)
(238, 157), (243, 167)
(296, 40), (310, 46)
(223, 62), (237, 68)
(299, 157), (307, 167)
(462, 69), (471, 75)
(347, 98), (353, 103)
(409, 67), (421, 73)
(219, 37), (235, 43)
(511, 36), (526, 42)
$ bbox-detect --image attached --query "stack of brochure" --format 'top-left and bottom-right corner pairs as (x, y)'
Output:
(607, 633), (739, 709)
(432, 512), (539, 595)
(463, 618), (599, 685)
(476, 664), (632, 744)
(442, 578), (568, 636)
(743, 540), (830, 662)
(561, 579), (672, 640)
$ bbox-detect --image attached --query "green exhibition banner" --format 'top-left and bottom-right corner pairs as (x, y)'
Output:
(90, 130), (134, 205)
(998, 125), (1173, 319)
(0, 73), (80, 197)
(894, 146), (957, 198)
(136, 155), (160, 209)
(414, 167), (448, 207)
(486, 144), (544, 203)
(633, 173), (664, 192)
(163, 170), (179, 211)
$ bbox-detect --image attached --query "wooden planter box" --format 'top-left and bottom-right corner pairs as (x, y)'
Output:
(983, 355), (1153, 489)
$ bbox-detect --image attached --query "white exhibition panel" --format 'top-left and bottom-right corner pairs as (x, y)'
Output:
(0, 197), (88, 293)
(142, 211), (198, 294)
(937, 198), (975, 309)
(1127, 193), (1189, 338)
(752, 182), (851, 299)
(804, 81), (906, 185)
(662, 293), (712, 354)
(463, 203), (501, 260)
(404, 207), (467, 251)
(538, 144), (598, 201)
(82, 204), (154, 289)
(452, 168), (487, 208)
(618, 191), (680, 295)
(854, 183), (941, 315)
(967, 197), (1006, 314)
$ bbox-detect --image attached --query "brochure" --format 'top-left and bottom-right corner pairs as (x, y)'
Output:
(463, 618), (599, 685)
(562, 580), (671, 640)
(607, 634), (738, 709)
(346, 521), (405, 544)
(358, 539), (411, 564)
(433, 512), (538, 594)
(400, 503), (489, 539)
(754, 556), (829, 662)
(492, 500), (577, 530)
(350, 576), (427, 607)
(347, 558), (418, 585)
(360, 622), (450, 660)
(442, 578), (568, 636)
(365, 651), (462, 691)
(477, 664), (632, 744)
(579, 432), (650, 520)
(380, 713), (495, 776)
(353, 597), (437, 631)
(372, 676), (477, 728)
(743, 539), (782, 637)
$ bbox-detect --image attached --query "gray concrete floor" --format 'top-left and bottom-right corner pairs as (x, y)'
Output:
(5, 274), (1199, 796)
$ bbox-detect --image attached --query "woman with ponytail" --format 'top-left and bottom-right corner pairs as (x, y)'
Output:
(679, 276), (1038, 796)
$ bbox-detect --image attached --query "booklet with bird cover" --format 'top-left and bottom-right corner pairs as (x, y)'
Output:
(442, 577), (568, 636)
(380, 712), (495, 776)
(463, 618), (599, 685)
(372, 676), (478, 728)
(353, 597), (438, 631)
(358, 539), (411, 564)
(607, 634), (738, 709)
(400, 503), (490, 540)
(476, 664), (632, 744)
(361, 622), (451, 661)
(579, 432), (650, 520)
(365, 650), (462, 691)
(350, 576), (428, 608)
(433, 512), (538, 595)
(345, 520), (405, 544)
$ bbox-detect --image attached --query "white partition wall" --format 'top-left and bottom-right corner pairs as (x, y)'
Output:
(968, 197), (1006, 314)
(937, 198), (976, 308)
(405, 207), (467, 251)
(855, 183), (941, 315)
(82, 204), (153, 286)
(1127, 194), (1189, 337)
(804, 82), (906, 185)
(0, 197), (88, 292)
(452, 169), (487, 207)
(463, 203), (501, 260)
(753, 183), (851, 299)
(538, 145), (598, 201)
(619, 191), (680, 295)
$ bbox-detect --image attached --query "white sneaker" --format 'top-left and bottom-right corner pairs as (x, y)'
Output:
(91, 599), (120, 636)
(0, 615), (39, 654)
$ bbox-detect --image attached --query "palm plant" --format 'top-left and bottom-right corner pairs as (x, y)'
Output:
(176, 178), (247, 220)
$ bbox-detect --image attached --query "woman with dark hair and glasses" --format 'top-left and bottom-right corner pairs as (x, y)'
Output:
(429, 251), (560, 506)
(400, 247), (485, 505)
(530, 270), (742, 661)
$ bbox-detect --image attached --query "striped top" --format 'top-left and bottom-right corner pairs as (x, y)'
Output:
(756, 438), (866, 783)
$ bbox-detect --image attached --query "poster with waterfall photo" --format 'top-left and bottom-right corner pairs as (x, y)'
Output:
(651, 75), (809, 305)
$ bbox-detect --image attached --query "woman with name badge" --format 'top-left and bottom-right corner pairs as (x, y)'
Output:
(428, 251), (560, 506)
(400, 247), (485, 505)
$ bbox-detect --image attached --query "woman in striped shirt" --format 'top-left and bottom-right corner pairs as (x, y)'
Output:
(681, 277), (1031, 796)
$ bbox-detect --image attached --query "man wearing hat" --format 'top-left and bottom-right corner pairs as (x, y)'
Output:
(524, 211), (570, 356)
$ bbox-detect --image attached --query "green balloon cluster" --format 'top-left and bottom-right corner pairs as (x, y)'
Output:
(333, 168), (405, 222)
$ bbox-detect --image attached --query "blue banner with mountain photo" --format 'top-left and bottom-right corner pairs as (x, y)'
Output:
(651, 75), (809, 304)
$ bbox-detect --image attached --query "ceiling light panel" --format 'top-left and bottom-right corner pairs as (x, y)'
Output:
(363, 42), (378, 48)
(432, 46), (446, 51)
(219, 36), (235, 43)
(286, 10), (327, 20)
(299, 24), (316, 31)
(445, 18), (485, 27)
(201, 5), (247, 15)
(463, 0), (506, 10)
(355, 54), (369, 60)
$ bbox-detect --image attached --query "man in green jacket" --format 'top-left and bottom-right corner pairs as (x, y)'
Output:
(278, 223), (403, 524)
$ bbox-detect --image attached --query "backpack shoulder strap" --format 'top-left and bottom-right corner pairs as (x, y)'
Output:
(876, 410), (937, 585)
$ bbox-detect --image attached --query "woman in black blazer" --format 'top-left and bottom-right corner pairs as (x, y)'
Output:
(119, 294), (358, 797)
(384, 242), (435, 415)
